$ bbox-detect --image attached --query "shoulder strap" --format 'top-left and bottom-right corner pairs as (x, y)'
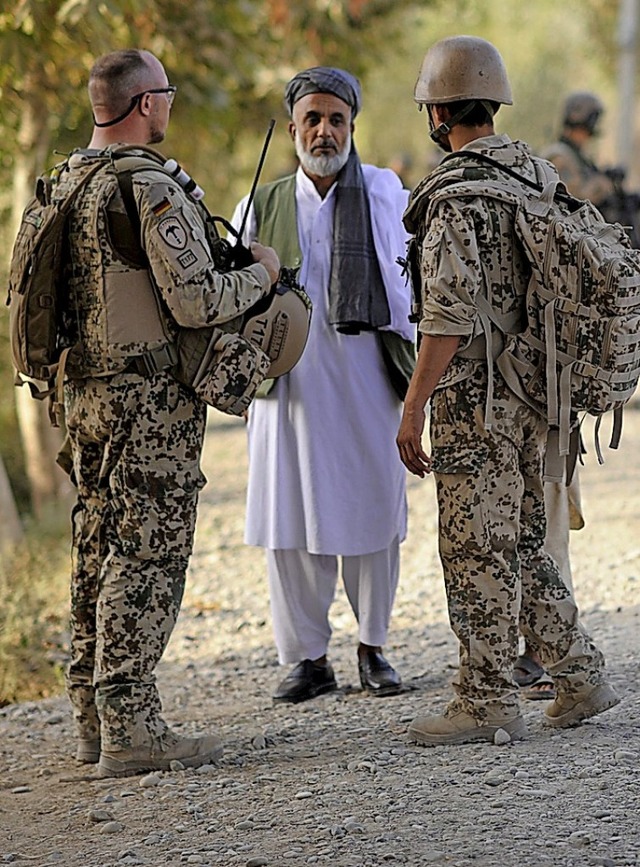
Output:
(115, 164), (143, 250)
(439, 150), (580, 210)
(52, 159), (105, 211)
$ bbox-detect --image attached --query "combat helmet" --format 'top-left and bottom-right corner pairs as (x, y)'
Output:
(562, 91), (604, 134)
(414, 35), (513, 106)
(414, 35), (512, 144)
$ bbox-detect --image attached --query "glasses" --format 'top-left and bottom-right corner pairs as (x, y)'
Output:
(131, 85), (177, 107)
(94, 85), (177, 128)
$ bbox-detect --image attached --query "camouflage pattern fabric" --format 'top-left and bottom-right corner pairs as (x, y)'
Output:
(540, 138), (614, 206)
(58, 147), (271, 751)
(56, 150), (272, 380)
(404, 135), (536, 390)
(431, 366), (606, 720)
(64, 371), (206, 750)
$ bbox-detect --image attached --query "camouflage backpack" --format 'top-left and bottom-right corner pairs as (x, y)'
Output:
(410, 151), (640, 478)
(6, 160), (104, 409)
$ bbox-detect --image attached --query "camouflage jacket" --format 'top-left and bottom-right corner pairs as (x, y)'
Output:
(403, 133), (554, 388)
(54, 147), (272, 378)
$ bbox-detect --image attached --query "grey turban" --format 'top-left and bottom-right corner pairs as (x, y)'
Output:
(284, 66), (362, 117)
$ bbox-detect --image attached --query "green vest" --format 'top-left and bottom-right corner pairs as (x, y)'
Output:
(252, 175), (415, 400)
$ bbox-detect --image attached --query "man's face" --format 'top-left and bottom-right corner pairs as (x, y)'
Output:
(145, 55), (173, 144)
(289, 92), (353, 179)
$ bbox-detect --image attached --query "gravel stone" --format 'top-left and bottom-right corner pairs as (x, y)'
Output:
(1, 406), (639, 867)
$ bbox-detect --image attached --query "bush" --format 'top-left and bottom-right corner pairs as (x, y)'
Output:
(0, 514), (70, 707)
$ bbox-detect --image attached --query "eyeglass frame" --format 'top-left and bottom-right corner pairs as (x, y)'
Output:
(93, 85), (177, 128)
(132, 85), (177, 107)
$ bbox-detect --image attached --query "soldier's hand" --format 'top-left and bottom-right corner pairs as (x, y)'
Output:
(250, 242), (280, 285)
(396, 406), (431, 478)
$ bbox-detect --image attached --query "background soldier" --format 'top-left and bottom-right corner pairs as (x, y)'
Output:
(58, 49), (279, 776)
(542, 91), (640, 246)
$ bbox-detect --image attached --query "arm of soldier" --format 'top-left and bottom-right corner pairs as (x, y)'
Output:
(397, 334), (461, 477)
(397, 202), (479, 476)
(137, 176), (277, 328)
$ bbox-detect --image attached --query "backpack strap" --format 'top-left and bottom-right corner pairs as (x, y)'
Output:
(439, 149), (574, 200)
(425, 179), (527, 432)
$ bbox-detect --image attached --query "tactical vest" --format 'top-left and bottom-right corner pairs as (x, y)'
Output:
(55, 153), (175, 380)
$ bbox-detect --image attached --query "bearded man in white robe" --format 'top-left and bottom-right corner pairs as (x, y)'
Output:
(232, 67), (415, 703)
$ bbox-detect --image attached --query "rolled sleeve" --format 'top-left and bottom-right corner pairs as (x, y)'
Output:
(418, 200), (482, 344)
(137, 174), (271, 328)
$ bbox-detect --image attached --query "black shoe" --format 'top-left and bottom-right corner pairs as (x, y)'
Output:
(358, 650), (402, 697)
(273, 659), (338, 704)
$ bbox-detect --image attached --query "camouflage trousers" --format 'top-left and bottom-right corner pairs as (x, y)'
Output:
(430, 365), (606, 720)
(63, 371), (206, 751)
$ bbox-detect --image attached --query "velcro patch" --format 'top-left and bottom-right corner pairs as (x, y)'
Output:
(158, 215), (188, 250)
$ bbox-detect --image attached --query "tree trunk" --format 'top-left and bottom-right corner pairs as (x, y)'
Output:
(0, 454), (23, 551)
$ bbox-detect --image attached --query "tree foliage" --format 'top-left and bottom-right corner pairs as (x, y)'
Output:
(0, 0), (419, 220)
(0, 0), (635, 519)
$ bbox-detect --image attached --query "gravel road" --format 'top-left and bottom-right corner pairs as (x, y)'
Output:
(1, 401), (639, 867)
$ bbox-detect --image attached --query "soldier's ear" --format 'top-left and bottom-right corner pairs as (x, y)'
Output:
(138, 92), (154, 118)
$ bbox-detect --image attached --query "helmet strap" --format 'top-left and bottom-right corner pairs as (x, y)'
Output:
(428, 99), (496, 144)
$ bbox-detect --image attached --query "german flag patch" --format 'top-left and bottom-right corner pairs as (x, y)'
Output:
(152, 197), (172, 217)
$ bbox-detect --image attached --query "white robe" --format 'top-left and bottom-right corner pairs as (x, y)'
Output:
(231, 165), (412, 556)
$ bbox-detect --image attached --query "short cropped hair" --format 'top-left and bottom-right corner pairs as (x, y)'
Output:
(441, 99), (500, 127)
(88, 49), (152, 117)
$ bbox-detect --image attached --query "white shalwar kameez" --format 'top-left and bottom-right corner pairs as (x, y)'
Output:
(232, 166), (412, 663)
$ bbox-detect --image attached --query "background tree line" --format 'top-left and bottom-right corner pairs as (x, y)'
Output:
(0, 0), (627, 530)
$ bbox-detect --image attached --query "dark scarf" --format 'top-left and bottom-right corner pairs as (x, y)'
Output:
(329, 149), (390, 334)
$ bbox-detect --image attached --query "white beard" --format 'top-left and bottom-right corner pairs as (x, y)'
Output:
(295, 130), (351, 177)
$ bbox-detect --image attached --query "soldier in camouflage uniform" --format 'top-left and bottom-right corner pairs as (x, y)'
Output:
(55, 49), (280, 776)
(541, 92), (615, 208)
(397, 36), (619, 746)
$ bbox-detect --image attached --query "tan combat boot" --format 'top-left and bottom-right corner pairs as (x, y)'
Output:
(409, 703), (527, 746)
(544, 682), (620, 728)
(98, 728), (223, 777)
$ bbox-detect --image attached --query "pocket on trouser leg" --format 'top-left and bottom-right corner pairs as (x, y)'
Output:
(431, 445), (490, 559)
(110, 459), (206, 560)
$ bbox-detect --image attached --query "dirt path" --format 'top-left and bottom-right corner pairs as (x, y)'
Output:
(1, 402), (639, 867)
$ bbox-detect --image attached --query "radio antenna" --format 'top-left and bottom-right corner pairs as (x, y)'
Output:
(236, 118), (276, 243)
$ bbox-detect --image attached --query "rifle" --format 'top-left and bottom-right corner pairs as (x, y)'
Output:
(599, 167), (640, 249)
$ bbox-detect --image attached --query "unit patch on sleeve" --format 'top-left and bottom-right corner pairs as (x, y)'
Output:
(158, 215), (188, 250)
(177, 250), (198, 269)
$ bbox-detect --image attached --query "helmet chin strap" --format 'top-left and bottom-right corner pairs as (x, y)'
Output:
(427, 100), (496, 144)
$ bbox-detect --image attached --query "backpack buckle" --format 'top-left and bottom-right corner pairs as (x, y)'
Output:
(133, 342), (178, 376)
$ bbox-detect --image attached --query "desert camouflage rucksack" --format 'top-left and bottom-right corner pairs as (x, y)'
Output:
(407, 150), (640, 478)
